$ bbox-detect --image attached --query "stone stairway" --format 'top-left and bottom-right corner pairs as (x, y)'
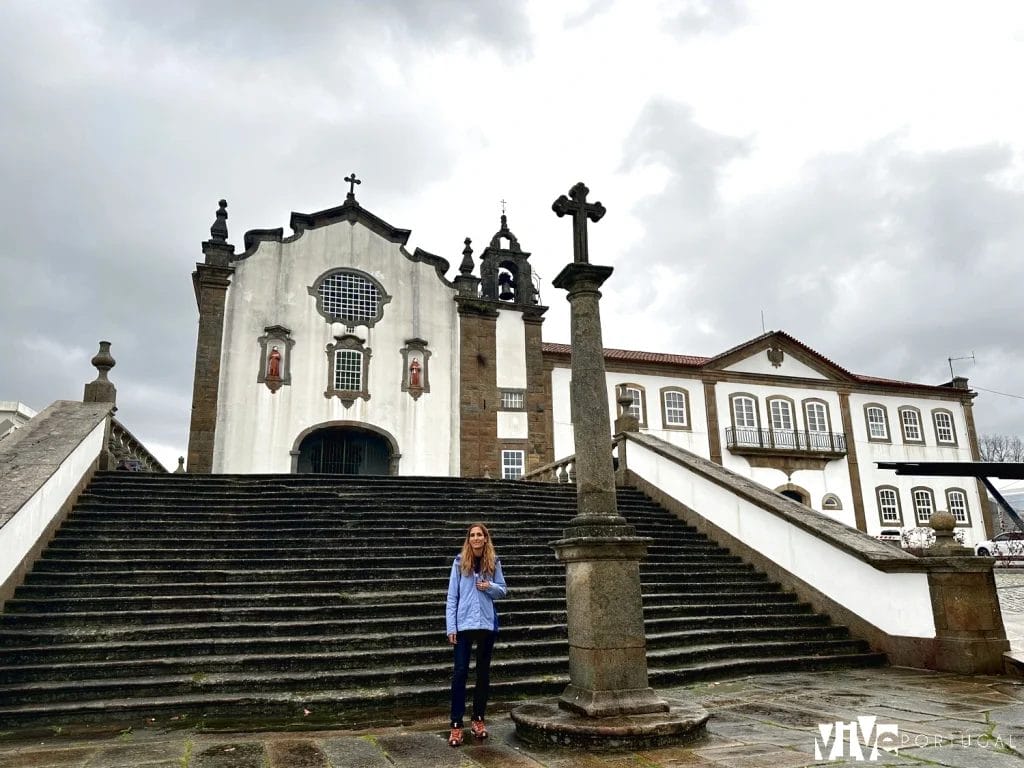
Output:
(0, 472), (885, 728)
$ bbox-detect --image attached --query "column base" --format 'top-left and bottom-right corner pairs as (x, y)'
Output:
(558, 683), (669, 717)
(511, 697), (709, 751)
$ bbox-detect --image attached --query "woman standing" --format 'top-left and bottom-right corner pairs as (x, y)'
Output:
(446, 522), (507, 747)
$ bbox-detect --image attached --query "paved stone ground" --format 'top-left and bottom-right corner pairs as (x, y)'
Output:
(3, 577), (1023, 768)
(2, 666), (1022, 768)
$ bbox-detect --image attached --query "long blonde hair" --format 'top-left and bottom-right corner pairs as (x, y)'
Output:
(459, 522), (497, 576)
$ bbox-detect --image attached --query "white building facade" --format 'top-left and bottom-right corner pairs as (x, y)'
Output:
(186, 193), (993, 544)
(546, 333), (991, 544)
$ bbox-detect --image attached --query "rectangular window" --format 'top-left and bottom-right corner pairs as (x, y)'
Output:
(947, 490), (969, 524)
(805, 402), (828, 433)
(334, 350), (362, 390)
(866, 406), (888, 440)
(501, 450), (524, 480)
(913, 489), (934, 524)
(733, 397), (757, 429)
(500, 390), (525, 410)
(901, 409), (923, 442)
(663, 391), (688, 426)
(933, 411), (955, 444)
(769, 400), (793, 431)
(878, 488), (901, 524)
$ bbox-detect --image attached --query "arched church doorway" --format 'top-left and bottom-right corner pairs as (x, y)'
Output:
(292, 424), (399, 475)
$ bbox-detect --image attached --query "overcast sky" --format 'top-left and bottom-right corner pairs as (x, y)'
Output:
(2, 0), (1023, 481)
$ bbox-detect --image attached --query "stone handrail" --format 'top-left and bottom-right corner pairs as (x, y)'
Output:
(0, 401), (112, 607)
(522, 455), (576, 483)
(109, 418), (167, 473)
(613, 430), (1008, 673)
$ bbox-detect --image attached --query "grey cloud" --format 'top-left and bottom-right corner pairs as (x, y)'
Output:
(617, 105), (1024, 437)
(669, 0), (749, 37)
(96, 0), (532, 60)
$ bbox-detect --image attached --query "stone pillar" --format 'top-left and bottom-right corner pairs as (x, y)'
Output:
(186, 200), (235, 474)
(550, 263), (666, 717)
(512, 183), (707, 748)
(83, 341), (116, 471)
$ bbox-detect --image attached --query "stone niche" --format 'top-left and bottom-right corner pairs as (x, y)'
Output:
(257, 326), (295, 393)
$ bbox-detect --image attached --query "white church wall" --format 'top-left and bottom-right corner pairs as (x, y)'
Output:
(214, 220), (458, 475)
(495, 310), (527, 389)
(497, 412), (528, 440)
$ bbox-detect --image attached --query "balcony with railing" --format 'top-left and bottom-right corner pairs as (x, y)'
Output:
(725, 427), (847, 460)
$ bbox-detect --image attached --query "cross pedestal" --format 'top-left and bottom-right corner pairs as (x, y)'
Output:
(511, 183), (708, 749)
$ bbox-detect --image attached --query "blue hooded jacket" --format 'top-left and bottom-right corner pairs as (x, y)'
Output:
(445, 555), (507, 636)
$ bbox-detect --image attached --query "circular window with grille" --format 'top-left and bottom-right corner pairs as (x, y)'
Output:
(309, 269), (391, 326)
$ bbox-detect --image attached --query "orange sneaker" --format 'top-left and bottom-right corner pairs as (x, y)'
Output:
(471, 718), (488, 739)
(448, 726), (463, 747)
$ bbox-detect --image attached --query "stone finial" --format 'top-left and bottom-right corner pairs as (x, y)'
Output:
(923, 510), (971, 557)
(209, 199), (228, 243)
(459, 237), (474, 275)
(83, 340), (117, 406)
(175, 457), (186, 473)
(614, 388), (640, 433)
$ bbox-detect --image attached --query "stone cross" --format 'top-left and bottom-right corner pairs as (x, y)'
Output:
(344, 173), (361, 199)
(552, 182), (606, 264)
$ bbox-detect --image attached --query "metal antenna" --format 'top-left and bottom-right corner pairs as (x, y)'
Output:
(948, 352), (976, 379)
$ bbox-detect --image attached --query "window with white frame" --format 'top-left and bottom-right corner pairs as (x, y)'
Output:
(500, 390), (525, 410)
(805, 401), (828, 433)
(501, 450), (525, 480)
(769, 398), (794, 431)
(900, 407), (924, 443)
(662, 389), (688, 428)
(732, 395), (757, 429)
(932, 410), (957, 445)
(865, 405), (890, 441)
(946, 489), (970, 525)
(310, 269), (390, 327)
(877, 487), (902, 525)
(320, 272), (380, 321)
(912, 487), (935, 524)
(334, 349), (363, 391)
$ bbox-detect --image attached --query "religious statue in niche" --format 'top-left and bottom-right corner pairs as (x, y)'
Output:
(267, 347), (282, 379)
(257, 325), (295, 394)
(401, 339), (431, 401)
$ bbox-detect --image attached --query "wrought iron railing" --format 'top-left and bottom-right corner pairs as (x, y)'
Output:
(725, 427), (847, 454)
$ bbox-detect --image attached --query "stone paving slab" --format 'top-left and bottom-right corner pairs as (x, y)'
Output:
(2, 667), (1023, 767)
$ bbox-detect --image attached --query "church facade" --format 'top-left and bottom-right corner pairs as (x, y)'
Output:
(186, 191), (992, 543)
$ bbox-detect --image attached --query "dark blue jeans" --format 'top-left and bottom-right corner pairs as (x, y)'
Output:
(449, 629), (496, 727)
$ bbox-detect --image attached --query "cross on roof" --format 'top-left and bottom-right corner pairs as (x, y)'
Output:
(345, 173), (362, 200)
(552, 182), (606, 264)
(500, 198), (507, 215)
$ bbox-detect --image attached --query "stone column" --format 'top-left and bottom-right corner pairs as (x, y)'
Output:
(512, 182), (707, 748)
(186, 200), (235, 474)
(548, 185), (667, 717)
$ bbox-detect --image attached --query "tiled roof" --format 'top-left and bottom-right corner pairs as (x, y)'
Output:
(542, 335), (953, 392)
(541, 343), (708, 367)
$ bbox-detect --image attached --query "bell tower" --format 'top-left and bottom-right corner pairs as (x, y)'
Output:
(456, 211), (550, 478)
(479, 214), (539, 306)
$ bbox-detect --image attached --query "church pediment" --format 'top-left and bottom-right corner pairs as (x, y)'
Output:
(704, 331), (856, 382)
